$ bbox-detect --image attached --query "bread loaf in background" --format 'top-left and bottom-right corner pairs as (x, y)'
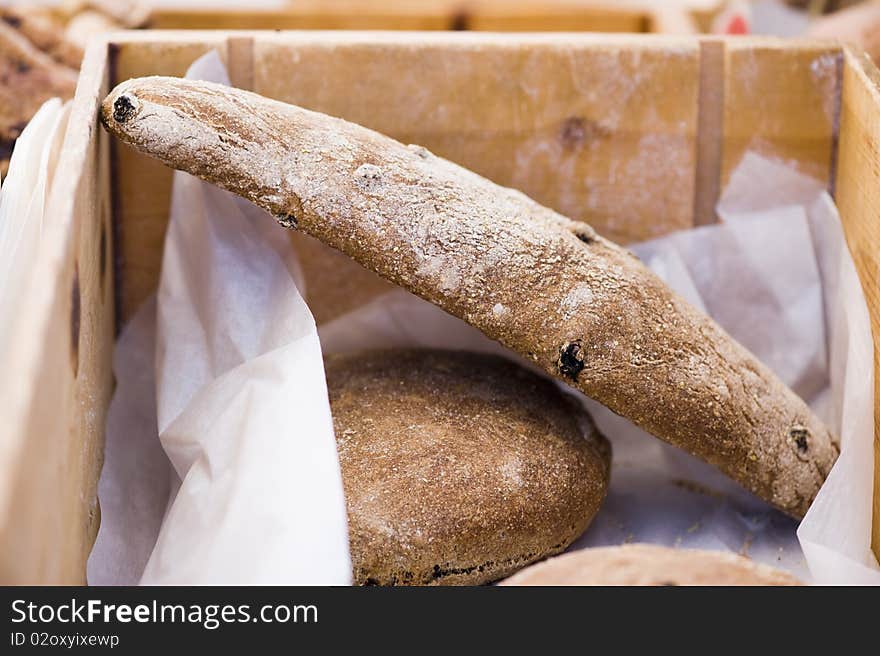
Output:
(0, 21), (77, 177)
(100, 77), (839, 518)
(500, 544), (802, 586)
(0, 0), (148, 174)
(0, 6), (82, 69)
(807, 1), (880, 63)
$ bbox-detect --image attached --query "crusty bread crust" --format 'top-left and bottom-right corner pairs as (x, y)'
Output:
(326, 349), (611, 586)
(100, 77), (838, 517)
(500, 544), (802, 586)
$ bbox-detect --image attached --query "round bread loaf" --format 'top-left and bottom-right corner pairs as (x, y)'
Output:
(500, 544), (801, 586)
(325, 349), (611, 586)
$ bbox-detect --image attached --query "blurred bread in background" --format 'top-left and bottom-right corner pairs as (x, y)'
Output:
(0, 21), (76, 178)
(0, 3), (82, 68)
(785, 0), (863, 12)
(0, 0), (148, 175)
(807, 0), (880, 61)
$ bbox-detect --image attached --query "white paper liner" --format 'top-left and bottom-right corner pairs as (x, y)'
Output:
(89, 52), (350, 585)
(0, 98), (70, 506)
(87, 54), (878, 585)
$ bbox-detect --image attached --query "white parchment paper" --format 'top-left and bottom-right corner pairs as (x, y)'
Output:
(0, 98), (69, 356)
(0, 98), (71, 513)
(88, 54), (878, 585)
(89, 52), (350, 586)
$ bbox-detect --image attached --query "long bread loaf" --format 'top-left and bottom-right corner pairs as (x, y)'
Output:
(100, 77), (838, 517)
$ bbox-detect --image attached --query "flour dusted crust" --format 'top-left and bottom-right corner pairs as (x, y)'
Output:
(100, 77), (838, 517)
(325, 349), (611, 586)
(500, 544), (802, 586)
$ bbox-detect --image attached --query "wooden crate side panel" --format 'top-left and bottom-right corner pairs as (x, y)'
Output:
(251, 33), (701, 323)
(0, 42), (114, 584)
(721, 40), (841, 190)
(834, 48), (880, 560)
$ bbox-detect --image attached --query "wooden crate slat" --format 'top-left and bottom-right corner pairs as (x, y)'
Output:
(834, 47), (880, 556)
(0, 41), (114, 584)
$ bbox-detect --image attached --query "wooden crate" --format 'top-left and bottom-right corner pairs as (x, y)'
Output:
(146, 0), (703, 34)
(1, 30), (877, 583)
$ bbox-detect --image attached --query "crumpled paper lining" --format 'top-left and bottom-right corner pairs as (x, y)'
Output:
(89, 52), (351, 586)
(0, 98), (70, 354)
(87, 53), (878, 585)
(0, 98), (70, 514)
